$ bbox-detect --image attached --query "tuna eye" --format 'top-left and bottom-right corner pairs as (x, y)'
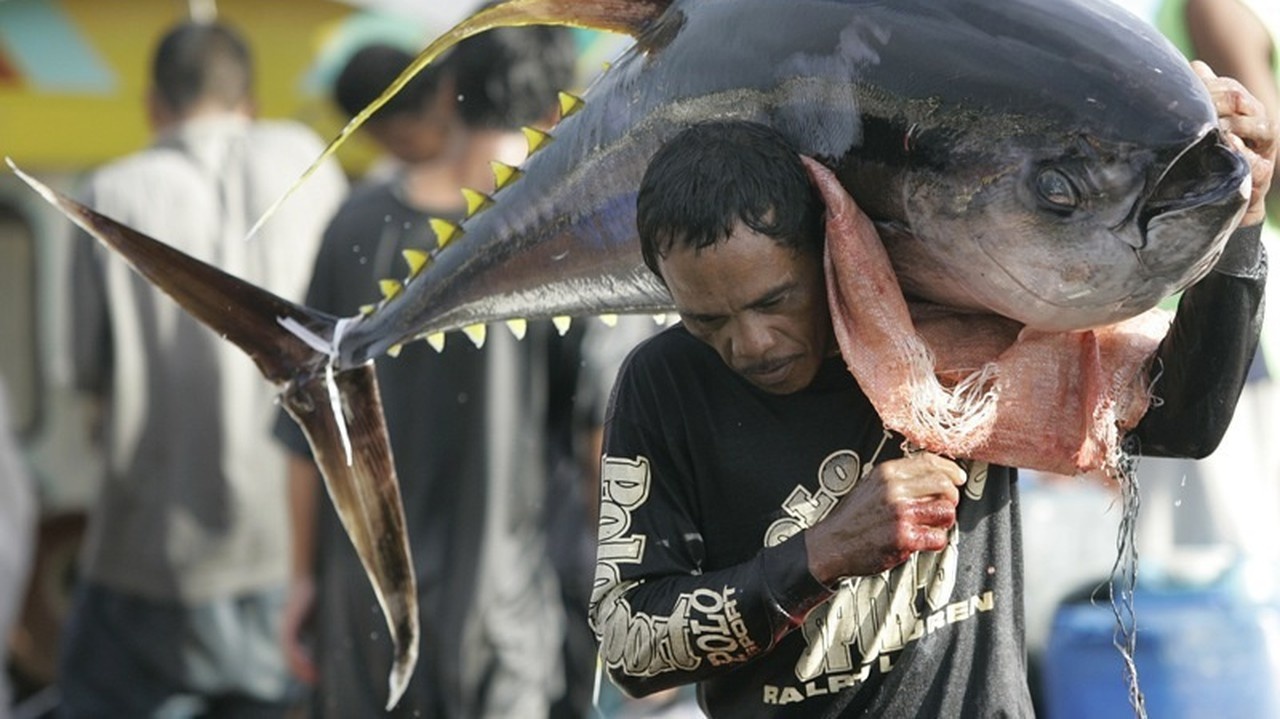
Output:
(1035, 168), (1079, 210)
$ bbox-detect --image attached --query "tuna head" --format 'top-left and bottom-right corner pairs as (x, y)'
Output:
(854, 0), (1250, 331)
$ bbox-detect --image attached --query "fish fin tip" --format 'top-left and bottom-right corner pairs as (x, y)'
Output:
(558, 91), (585, 119)
(522, 126), (553, 154)
(505, 318), (528, 340)
(402, 249), (430, 277)
(489, 161), (524, 191)
(425, 332), (446, 352)
(428, 217), (463, 248)
(599, 313), (619, 327)
(379, 279), (404, 300)
(552, 315), (572, 336)
(462, 323), (487, 348)
(460, 188), (495, 218)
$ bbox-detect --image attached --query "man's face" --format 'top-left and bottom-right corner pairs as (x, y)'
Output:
(659, 221), (832, 395)
(366, 89), (455, 164)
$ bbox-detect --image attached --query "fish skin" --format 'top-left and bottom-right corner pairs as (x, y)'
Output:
(8, 0), (1251, 707)
(336, 0), (1248, 367)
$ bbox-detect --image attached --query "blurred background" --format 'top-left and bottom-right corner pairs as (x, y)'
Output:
(0, 0), (1276, 718)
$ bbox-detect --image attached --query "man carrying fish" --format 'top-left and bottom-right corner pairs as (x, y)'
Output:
(588, 65), (1273, 717)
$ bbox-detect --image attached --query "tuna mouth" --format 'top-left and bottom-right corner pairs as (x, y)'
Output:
(1136, 128), (1250, 244)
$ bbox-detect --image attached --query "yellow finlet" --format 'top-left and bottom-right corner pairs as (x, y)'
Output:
(402, 249), (430, 277)
(521, 126), (553, 154)
(462, 323), (487, 348)
(387, 343), (403, 358)
(651, 313), (668, 325)
(552, 316), (572, 336)
(599, 314), (619, 327)
(360, 304), (376, 316)
(558, 91), (585, 119)
(429, 217), (463, 249)
(379, 279), (403, 300)
(425, 332), (445, 353)
(461, 188), (495, 218)
(490, 161), (524, 191)
(505, 318), (528, 340)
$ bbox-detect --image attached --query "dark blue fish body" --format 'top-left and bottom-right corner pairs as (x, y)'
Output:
(11, 0), (1250, 707)
(339, 0), (1246, 366)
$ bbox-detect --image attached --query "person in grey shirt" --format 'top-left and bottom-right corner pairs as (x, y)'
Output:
(60, 20), (346, 718)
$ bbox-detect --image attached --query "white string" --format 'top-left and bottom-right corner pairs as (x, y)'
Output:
(277, 315), (356, 466)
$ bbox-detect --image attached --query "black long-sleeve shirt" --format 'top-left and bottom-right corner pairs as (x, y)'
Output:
(590, 225), (1264, 717)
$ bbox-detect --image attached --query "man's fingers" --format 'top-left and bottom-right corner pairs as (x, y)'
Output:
(914, 452), (968, 487)
(1190, 59), (1216, 80)
(911, 496), (959, 529)
(1219, 114), (1275, 150)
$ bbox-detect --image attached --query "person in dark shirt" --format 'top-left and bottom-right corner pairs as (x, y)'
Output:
(277, 26), (582, 718)
(589, 69), (1273, 717)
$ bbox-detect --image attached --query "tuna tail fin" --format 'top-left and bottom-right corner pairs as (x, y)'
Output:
(281, 365), (419, 710)
(246, 0), (675, 240)
(10, 160), (420, 709)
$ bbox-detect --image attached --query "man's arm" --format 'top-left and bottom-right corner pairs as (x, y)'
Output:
(590, 445), (832, 697)
(281, 451), (320, 686)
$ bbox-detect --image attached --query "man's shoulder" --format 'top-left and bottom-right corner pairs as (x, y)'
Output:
(82, 148), (206, 218)
(322, 180), (401, 244)
(620, 324), (719, 382)
(89, 146), (193, 186)
(244, 118), (330, 156)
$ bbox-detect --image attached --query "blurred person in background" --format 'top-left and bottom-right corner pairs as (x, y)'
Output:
(59, 19), (347, 718)
(276, 23), (585, 718)
(1, 378), (36, 719)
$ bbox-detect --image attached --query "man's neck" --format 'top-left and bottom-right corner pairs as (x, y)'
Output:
(398, 160), (466, 214)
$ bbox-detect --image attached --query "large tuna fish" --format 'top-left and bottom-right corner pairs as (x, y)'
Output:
(11, 0), (1250, 707)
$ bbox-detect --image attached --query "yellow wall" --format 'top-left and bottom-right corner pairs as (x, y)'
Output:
(0, 0), (369, 172)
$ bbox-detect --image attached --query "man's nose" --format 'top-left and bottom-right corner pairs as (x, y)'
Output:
(730, 316), (774, 362)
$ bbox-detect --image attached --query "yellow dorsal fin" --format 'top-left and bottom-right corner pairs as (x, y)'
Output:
(379, 279), (403, 300)
(429, 217), (463, 249)
(387, 343), (403, 358)
(521, 126), (553, 154)
(425, 332), (445, 353)
(490, 161), (524, 191)
(461, 188), (495, 218)
(598, 314), (619, 327)
(552, 315), (572, 336)
(462, 324), (487, 348)
(402, 249), (430, 277)
(505, 318), (528, 340)
(558, 91), (585, 119)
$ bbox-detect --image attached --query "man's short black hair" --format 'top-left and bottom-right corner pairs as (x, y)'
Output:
(637, 120), (824, 279)
(451, 25), (577, 130)
(333, 43), (449, 122)
(151, 21), (253, 115)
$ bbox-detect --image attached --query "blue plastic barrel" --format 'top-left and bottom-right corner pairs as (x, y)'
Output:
(1040, 572), (1280, 718)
